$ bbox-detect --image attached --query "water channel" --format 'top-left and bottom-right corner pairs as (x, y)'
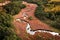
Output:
(16, 18), (60, 36)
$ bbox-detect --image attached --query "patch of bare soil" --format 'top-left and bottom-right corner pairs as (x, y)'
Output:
(13, 1), (60, 40)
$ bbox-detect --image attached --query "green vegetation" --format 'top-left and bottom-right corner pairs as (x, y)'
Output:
(0, 0), (26, 40)
(0, 11), (12, 27)
(0, 0), (5, 2)
(0, 8), (22, 40)
(3, 1), (26, 15)
(0, 10), (22, 40)
(28, 16), (33, 20)
(0, 26), (22, 40)
(34, 0), (60, 30)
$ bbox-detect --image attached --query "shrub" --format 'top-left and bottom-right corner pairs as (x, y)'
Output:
(28, 16), (33, 20)
(0, 26), (22, 40)
(0, 11), (13, 27)
(20, 4), (26, 9)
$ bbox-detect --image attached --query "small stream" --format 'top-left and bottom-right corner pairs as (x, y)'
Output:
(26, 23), (60, 36)
(16, 18), (60, 36)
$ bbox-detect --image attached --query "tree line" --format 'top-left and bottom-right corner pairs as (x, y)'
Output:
(0, 0), (26, 40)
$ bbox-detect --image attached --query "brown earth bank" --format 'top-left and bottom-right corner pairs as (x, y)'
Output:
(13, 1), (60, 40)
